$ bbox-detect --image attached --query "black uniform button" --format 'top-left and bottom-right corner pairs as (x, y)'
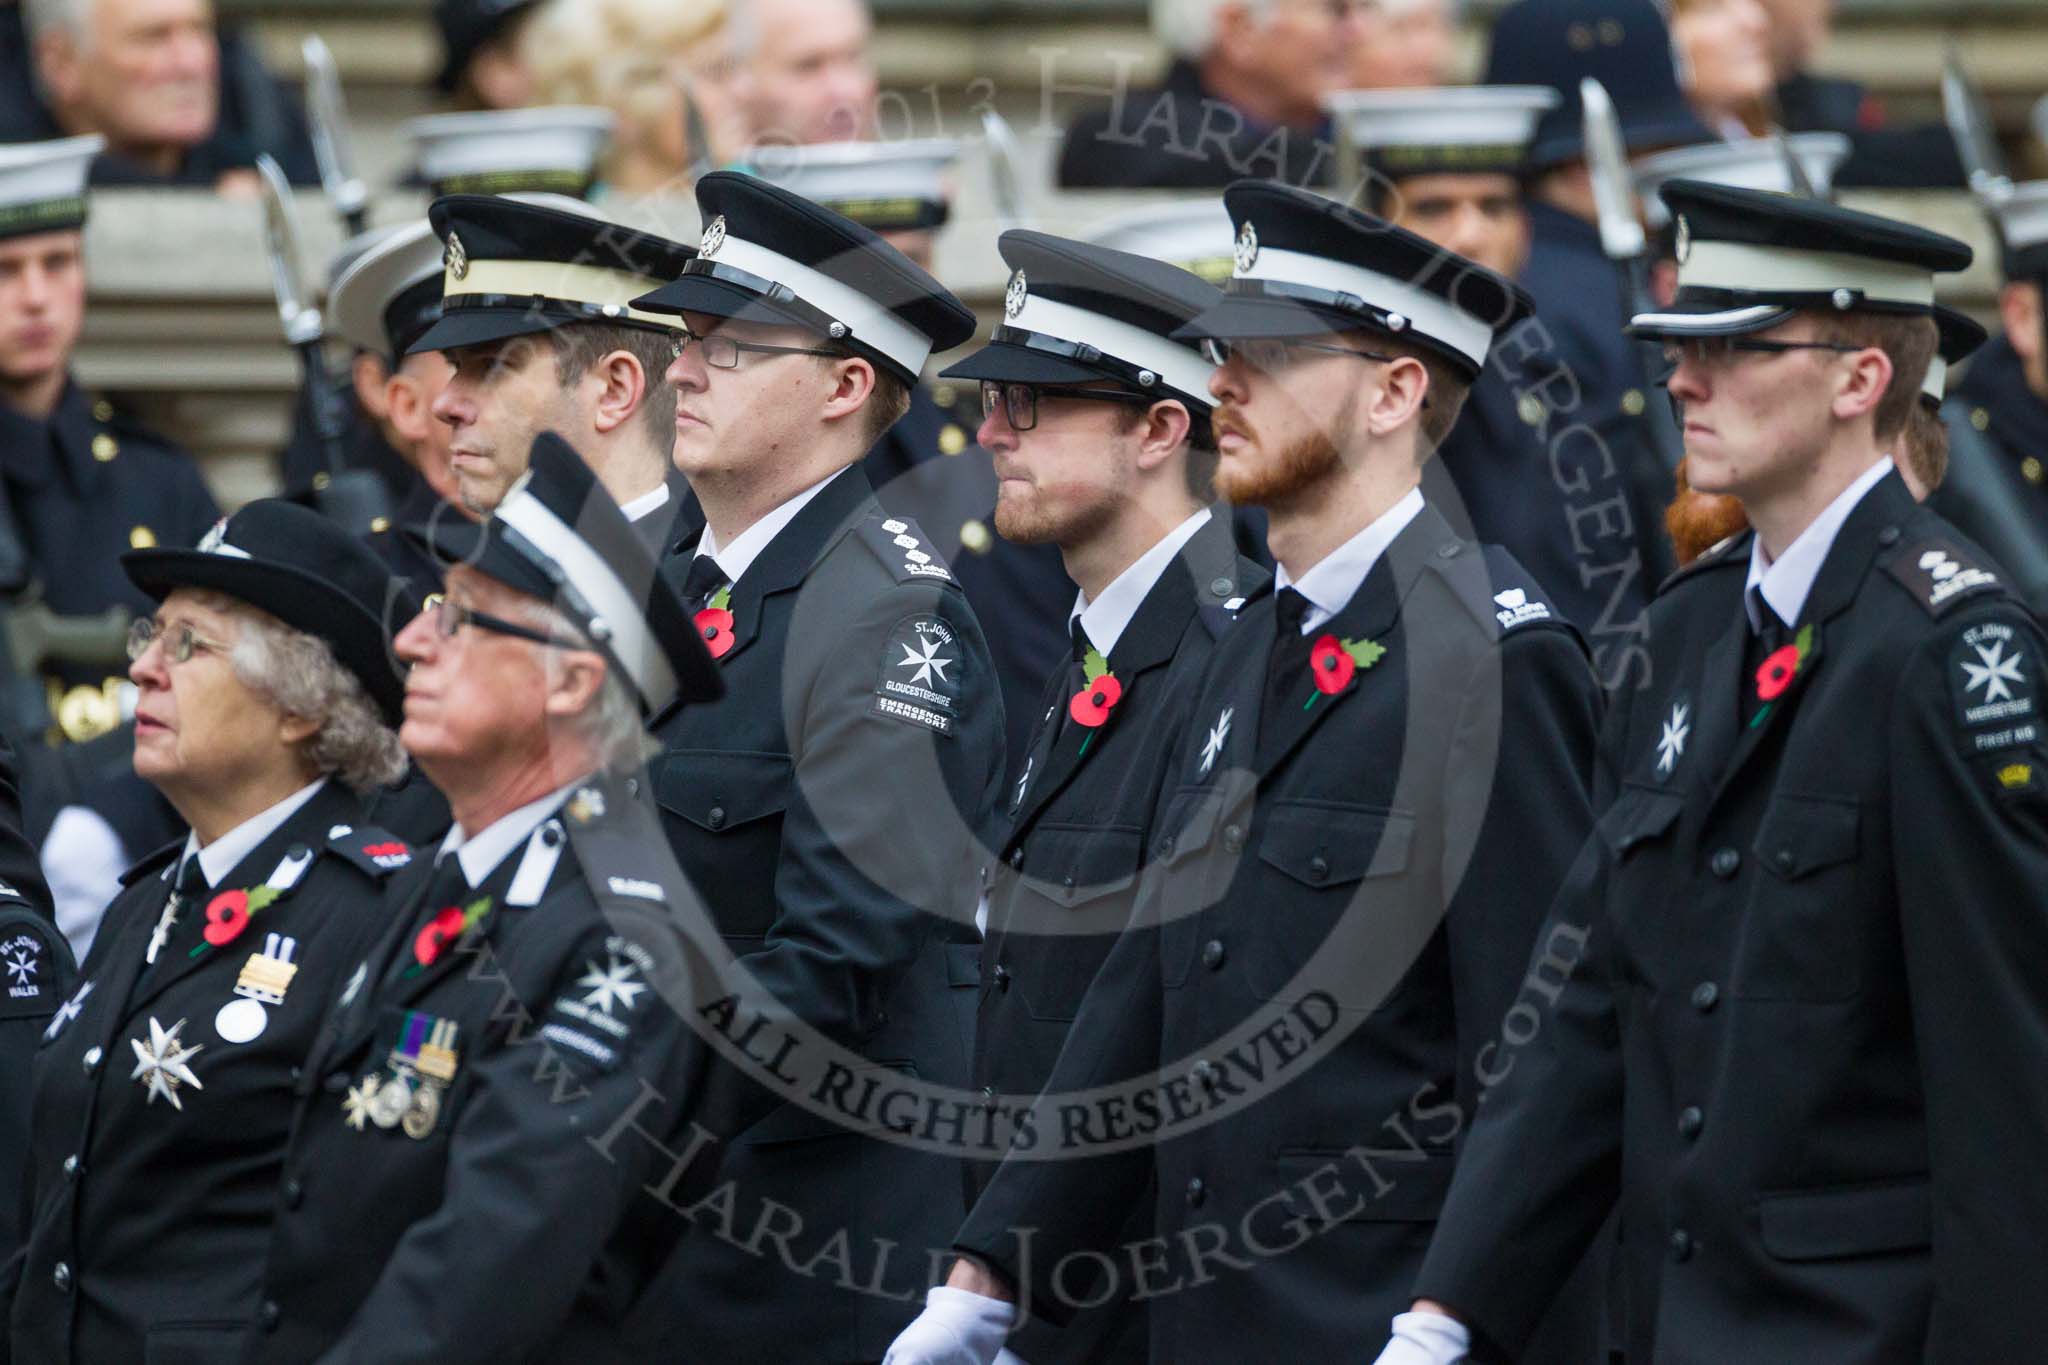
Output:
(1669, 1229), (1694, 1262)
(1185, 1177), (1206, 1207)
(324, 1071), (351, 1094)
(1690, 981), (1719, 1013)
(993, 964), (1011, 992)
(1156, 834), (1175, 858)
(81, 1046), (102, 1074)
(1060, 875), (1075, 892)
(706, 806), (727, 830)
(289, 1065), (303, 1083)
(1008, 847), (1024, 869)
(283, 1178), (304, 1209)
(1709, 848), (1740, 879)
(52, 1262), (71, 1293)
(1222, 825), (1244, 854)
(540, 824), (562, 847)
(1201, 940), (1226, 970)
(1877, 525), (1901, 547)
(1677, 1106), (1704, 1139)
(1773, 848), (1795, 873)
(1191, 1059), (1219, 1089)
(1307, 856), (1329, 882)
(259, 1300), (281, 1332)
(980, 1086), (996, 1113)
(61, 1154), (79, 1180)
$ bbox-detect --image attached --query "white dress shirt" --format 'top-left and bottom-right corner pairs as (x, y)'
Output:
(695, 469), (842, 585)
(437, 778), (584, 889)
(618, 479), (672, 523)
(1069, 507), (1214, 655)
(1273, 487), (1426, 634)
(1744, 456), (1895, 633)
(182, 777), (330, 889)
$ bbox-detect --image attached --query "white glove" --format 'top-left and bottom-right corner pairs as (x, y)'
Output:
(1371, 1310), (1472, 1365)
(882, 1286), (1017, 1365)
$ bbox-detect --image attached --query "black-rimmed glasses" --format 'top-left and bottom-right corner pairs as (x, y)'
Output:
(1199, 337), (1400, 370)
(426, 595), (583, 650)
(979, 382), (1154, 432)
(668, 330), (847, 369)
(126, 616), (230, 665)
(1658, 337), (1864, 370)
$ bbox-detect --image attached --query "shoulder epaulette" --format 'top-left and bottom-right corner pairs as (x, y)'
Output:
(1883, 532), (2009, 617)
(853, 514), (957, 586)
(118, 838), (184, 888)
(1656, 529), (1752, 598)
(324, 824), (417, 880)
(1476, 544), (1577, 640)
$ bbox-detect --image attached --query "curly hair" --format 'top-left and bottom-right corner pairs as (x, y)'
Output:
(192, 592), (408, 795)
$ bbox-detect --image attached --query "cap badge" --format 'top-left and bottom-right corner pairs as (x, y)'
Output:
(1673, 215), (1691, 265)
(1234, 221), (1259, 276)
(701, 215), (727, 258)
(1004, 270), (1028, 321)
(196, 518), (229, 554)
(444, 232), (469, 282)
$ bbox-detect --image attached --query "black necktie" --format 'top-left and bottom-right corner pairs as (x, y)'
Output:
(680, 553), (728, 609)
(1744, 586), (1791, 717)
(1259, 589), (1315, 754)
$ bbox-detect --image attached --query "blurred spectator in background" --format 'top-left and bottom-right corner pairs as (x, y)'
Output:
(434, 0), (543, 111)
(526, 0), (739, 197)
(1059, 0), (1366, 188)
(1950, 184), (2048, 541)
(13, 0), (316, 192)
(732, 0), (876, 147)
(1670, 0), (1773, 137)
(1346, 0), (1457, 91)
(1756, 0), (1964, 186)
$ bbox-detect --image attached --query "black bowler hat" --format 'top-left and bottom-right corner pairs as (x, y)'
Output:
(1627, 180), (1974, 341)
(939, 230), (1221, 413)
(433, 0), (542, 93)
(1485, 0), (1709, 168)
(632, 171), (977, 388)
(406, 432), (723, 716)
(1923, 305), (1988, 410)
(409, 194), (695, 354)
(1171, 179), (1536, 381)
(121, 501), (410, 726)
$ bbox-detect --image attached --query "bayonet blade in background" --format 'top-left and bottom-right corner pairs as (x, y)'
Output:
(255, 154), (323, 348)
(980, 109), (1026, 231)
(1941, 46), (2011, 203)
(682, 84), (716, 182)
(1580, 78), (1645, 264)
(301, 35), (368, 237)
(1772, 129), (1818, 198)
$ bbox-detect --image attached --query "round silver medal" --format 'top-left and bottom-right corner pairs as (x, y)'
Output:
(370, 1074), (413, 1129)
(213, 997), (267, 1045)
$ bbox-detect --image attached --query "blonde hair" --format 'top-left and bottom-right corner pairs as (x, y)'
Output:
(524, 0), (727, 182)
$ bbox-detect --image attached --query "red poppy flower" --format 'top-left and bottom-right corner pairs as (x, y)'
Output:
(202, 889), (251, 947)
(1068, 673), (1124, 728)
(1310, 634), (1356, 695)
(413, 906), (468, 967)
(695, 607), (735, 659)
(1755, 644), (1801, 701)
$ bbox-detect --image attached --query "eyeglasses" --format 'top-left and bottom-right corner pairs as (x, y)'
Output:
(127, 616), (230, 665)
(1199, 337), (1399, 370)
(1658, 337), (1864, 371)
(426, 594), (583, 650)
(668, 329), (847, 369)
(979, 381), (1154, 433)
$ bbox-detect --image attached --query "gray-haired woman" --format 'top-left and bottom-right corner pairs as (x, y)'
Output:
(8, 499), (425, 1363)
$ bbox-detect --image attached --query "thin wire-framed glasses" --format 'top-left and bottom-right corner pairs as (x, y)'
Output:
(126, 616), (230, 665)
(1658, 337), (1863, 371)
(1199, 337), (1400, 370)
(979, 381), (1154, 432)
(426, 594), (583, 650)
(668, 329), (847, 369)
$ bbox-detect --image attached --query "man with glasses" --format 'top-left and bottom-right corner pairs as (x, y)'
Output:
(1058, 0), (1367, 189)
(1383, 183), (2048, 1363)
(886, 180), (1602, 1365)
(409, 192), (697, 555)
(926, 229), (1267, 1365)
(621, 171), (1006, 1363)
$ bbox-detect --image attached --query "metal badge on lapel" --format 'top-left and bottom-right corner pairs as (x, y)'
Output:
(214, 933), (300, 1044)
(348, 1010), (461, 1138)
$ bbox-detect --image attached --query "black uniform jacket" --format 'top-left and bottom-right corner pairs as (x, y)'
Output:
(9, 782), (410, 1364)
(1938, 335), (2048, 614)
(955, 501), (1602, 1363)
(972, 510), (1267, 1365)
(246, 775), (712, 1364)
(635, 464), (1006, 1362)
(1416, 470), (2048, 1364)
(1057, 58), (1335, 190)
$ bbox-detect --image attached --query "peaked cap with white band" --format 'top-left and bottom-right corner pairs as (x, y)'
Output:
(405, 105), (613, 198)
(1327, 84), (1558, 180)
(330, 220), (445, 359)
(0, 135), (102, 241)
(1171, 179), (1534, 380)
(408, 194), (695, 354)
(123, 499), (410, 725)
(631, 170), (976, 387)
(1923, 304), (1988, 409)
(744, 139), (960, 233)
(938, 230), (1221, 413)
(1628, 180), (1973, 342)
(1080, 200), (1235, 284)
(1634, 133), (1850, 231)
(1987, 180), (2048, 281)
(405, 432), (722, 716)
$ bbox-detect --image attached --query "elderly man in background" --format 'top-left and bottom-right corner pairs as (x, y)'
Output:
(1346, 0), (1457, 91)
(732, 0), (877, 146)
(1059, 0), (1366, 188)
(17, 0), (317, 191)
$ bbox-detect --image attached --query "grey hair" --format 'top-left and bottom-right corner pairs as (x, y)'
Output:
(518, 598), (657, 773)
(22, 0), (93, 45)
(728, 0), (866, 62)
(1151, 0), (1267, 56)
(189, 591), (408, 796)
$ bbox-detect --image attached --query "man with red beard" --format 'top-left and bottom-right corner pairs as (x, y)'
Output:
(885, 181), (1603, 1365)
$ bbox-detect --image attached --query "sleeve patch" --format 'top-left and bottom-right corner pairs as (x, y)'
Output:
(1888, 537), (2003, 616)
(1492, 587), (1555, 630)
(870, 614), (966, 737)
(541, 935), (656, 1073)
(0, 914), (68, 1020)
(1948, 619), (2040, 753)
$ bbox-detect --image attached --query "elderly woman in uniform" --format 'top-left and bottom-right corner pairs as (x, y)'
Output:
(7, 500), (422, 1363)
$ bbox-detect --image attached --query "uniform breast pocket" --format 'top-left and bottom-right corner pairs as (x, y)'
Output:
(1599, 786), (1686, 976)
(999, 824), (1142, 1023)
(1740, 793), (1865, 1002)
(652, 749), (793, 938)
(1243, 801), (1415, 1004)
